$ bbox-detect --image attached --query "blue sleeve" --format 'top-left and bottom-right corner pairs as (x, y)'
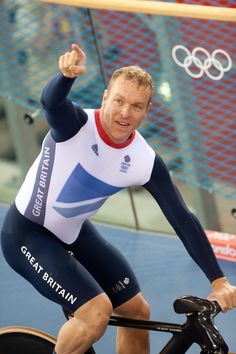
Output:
(40, 73), (88, 142)
(143, 154), (224, 283)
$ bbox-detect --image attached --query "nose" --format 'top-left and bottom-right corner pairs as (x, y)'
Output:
(121, 105), (130, 117)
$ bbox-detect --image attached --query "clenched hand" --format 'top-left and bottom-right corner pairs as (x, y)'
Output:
(59, 43), (86, 78)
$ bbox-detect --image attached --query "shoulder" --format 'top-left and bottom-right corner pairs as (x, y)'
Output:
(134, 130), (156, 157)
(83, 108), (96, 122)
(125, 131), (156, 185)
(148, 153), (172, 184)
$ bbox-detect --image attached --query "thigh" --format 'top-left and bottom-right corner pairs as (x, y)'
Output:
(1, 207), (103, 312)
(70, 220), (141, 309)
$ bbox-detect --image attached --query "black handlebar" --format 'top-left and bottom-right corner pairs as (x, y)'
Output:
(173, 295), (220, 315)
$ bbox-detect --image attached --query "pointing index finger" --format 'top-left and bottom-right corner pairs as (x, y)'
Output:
(71, 43), (86, 59)
(71, 43), (80, 52)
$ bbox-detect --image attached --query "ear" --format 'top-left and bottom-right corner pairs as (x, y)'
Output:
(101, 89), (108, 108)
(103, 89), (108, 101)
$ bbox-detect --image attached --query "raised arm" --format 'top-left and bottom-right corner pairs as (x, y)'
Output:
(143, 154), (236, 311)
(40, 44), (88, 142)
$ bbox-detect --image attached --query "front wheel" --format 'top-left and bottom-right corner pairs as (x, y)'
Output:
(0, 326), (56, 354)
(0, 326), (96, 354)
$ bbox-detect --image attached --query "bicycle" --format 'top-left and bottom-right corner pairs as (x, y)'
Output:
(1, 295), (235, 354)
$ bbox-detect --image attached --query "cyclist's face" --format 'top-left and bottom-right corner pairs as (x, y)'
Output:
(100, 77), (151, 144)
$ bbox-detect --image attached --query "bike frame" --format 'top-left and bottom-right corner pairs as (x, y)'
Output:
(108, 313), (219, 354)
(0, 296), (231, 354)
(80, 295), (229, 354)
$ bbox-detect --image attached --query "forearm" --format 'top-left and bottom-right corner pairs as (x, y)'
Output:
(40, 73), (76, 110)
(144, 155), (224, 283)
(173, 214), (224, 282)
(40, 73), (87, 141)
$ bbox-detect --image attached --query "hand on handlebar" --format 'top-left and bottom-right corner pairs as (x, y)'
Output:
(208, 277), (236, 312)
(59, 43), (86, 78)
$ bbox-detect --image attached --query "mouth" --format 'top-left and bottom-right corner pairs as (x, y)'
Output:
(116, 121), (130, 127)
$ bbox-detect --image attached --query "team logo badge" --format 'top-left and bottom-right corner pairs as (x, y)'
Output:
(120, 155), (131, 173)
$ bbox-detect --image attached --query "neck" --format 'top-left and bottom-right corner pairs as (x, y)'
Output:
(95, 110), (135, 148)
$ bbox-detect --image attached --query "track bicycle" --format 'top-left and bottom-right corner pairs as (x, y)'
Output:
(0, 295), (234, 354)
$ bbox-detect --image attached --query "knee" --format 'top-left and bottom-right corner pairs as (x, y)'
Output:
(115, 293), (150, 321)
(90, 294), (113, 337)
(135, 296), (150, 320)
(75, 293), (113, 341)
(56, 294), (112, 353)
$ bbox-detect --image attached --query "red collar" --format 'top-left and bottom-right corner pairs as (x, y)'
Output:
(95, 110), (135, 149)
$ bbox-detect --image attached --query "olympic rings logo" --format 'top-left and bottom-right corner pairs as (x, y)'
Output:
(172, 45), (232, 81)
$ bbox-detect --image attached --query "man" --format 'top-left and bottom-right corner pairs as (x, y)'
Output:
(1, 43), (236, 354)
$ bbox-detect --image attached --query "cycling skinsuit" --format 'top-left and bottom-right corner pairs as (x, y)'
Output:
(1, 73), (224, 312)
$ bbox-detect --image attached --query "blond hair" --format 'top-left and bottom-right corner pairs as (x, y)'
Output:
(107, 66), (154, 100)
